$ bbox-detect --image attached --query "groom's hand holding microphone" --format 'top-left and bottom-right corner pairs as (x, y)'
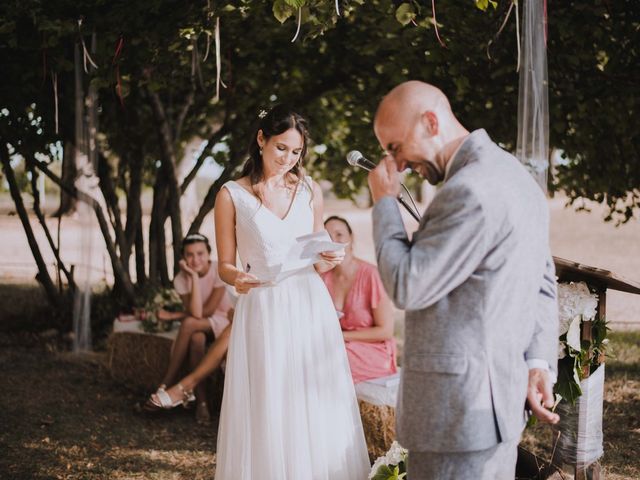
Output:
(368, 155), (401, 203)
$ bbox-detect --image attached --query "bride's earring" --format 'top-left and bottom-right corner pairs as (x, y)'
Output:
(259, 147), (263, 156)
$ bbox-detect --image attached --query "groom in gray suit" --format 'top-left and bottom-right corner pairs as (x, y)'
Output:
(368, 81), (559, 479)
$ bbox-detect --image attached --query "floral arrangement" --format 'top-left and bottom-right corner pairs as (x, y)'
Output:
(138, 287), (183, 333)
(555, 281), (608, 404)
(369, 441), (408, 480)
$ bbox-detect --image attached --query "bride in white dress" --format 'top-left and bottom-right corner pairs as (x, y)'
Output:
(213, 105), (370, 479)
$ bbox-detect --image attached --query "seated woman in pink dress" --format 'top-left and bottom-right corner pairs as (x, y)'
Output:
(144, 233), (232, 423)
(321, 216), (397, 383)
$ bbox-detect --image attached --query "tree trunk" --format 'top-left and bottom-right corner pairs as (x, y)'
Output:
(124, 148), (144, 272)
(134, 216), (146, 287)
(148, 173), (169, 286)
(0, 144), (61, 306)
(28, 165), (75, 290)
(147, 89), (184, 279)
(54, 140), (78, 216)
(97, 153), (127, 272)
(28, 157), (136, 304)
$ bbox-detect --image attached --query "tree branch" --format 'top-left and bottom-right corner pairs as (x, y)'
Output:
(0, 143), (61, 306)
(26, 156), (136, 303)
(97, 153), (127, 262)
(175, 87), (196, 142)
(28, 163), (75, 290)
(180, 123), (230, 194)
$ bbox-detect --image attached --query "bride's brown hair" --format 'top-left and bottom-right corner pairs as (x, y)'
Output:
(240, 104), (311, 200)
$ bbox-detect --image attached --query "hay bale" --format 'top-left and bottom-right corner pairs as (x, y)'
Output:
(107, 330), (226, 412)
(107, 331), (174, 391)
(358, 399), (396, 461)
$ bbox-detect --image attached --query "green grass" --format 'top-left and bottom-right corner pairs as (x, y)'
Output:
(521, 331), (640, 480)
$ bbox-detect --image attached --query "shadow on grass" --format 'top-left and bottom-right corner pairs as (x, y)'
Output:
(0, 342), (217, 479)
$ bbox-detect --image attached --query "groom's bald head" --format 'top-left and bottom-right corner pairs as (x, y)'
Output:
(374, 81), (455, 143)
(373, 81), (463, 184)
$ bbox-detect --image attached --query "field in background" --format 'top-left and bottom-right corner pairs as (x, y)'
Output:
(1, 191), (639, 329)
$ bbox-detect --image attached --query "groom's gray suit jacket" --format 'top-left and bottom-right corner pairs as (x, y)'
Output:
(373, 129), (558, 453)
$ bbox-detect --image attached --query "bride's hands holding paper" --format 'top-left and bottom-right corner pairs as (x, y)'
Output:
(234, 271), (263, 294)
(316, 248), (346, 273)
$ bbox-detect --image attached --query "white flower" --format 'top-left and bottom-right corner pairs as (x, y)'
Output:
(557, 282), (598, 335)
(566, 315), (582, 351)
(385, 441), (407, 466)
(368, 441), (408, 479)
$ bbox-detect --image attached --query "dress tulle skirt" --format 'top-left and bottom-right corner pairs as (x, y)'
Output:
(214, 266), (370, 480)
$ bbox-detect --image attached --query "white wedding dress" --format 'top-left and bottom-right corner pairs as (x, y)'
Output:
(214, 179), (370, 480)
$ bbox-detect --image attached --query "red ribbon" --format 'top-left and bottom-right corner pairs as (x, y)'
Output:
(112, 36), (125, 107)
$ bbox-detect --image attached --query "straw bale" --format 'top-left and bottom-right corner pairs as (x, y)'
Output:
(358, 399), (396, 461)
(107, 332), (174, 391)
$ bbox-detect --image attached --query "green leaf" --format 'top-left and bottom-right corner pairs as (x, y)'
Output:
(372, 464), (395, 480)
(284, 0), (306, 9)
(395, 3), (416, 26)
(474, 0), (498, 11)
(273, 0), (294, 23)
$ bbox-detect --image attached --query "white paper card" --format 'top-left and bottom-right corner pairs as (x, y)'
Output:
(254, 231), (347, 285)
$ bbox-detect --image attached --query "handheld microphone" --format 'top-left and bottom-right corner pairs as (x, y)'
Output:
(346, 150), (377, 172)
(345, 150), (422, 222)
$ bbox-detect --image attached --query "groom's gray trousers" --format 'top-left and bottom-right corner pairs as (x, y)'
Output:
(408, 438), (519, 480)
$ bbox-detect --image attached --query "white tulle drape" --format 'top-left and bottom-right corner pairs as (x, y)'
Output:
(516, 0), (549, 193)
(72, 35), (99, 352)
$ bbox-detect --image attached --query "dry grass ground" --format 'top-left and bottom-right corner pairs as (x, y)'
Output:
(0, 335), (217, 480)
(0, 330), (637, 479)
(521, 331), (640, 480)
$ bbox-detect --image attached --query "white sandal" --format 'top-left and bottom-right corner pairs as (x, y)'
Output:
(144, 383), (194, 411)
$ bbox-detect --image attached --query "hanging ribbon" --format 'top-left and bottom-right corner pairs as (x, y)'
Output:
(543, 0), (548, 46)
(112, 36), (125, 106)
(51, 71), (59, 134)
(193, 39), (205, 90)
(41, 48), (48, 87)
(77, 18), (98, 73)
(291, 7), (302, 43)
(431, 0), (446, 48)
(515, 0), (521, 72)
(486, 0), (516, 60)
(215, 16), (223, 100)
(203, 0), (212, 62)
(203, 31), (212, 62)
(191, 37), (197, 78)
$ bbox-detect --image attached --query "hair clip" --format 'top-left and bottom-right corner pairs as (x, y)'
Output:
(258, 109), (268, 119)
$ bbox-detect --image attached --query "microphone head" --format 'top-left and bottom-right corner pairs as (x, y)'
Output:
(346, 150), (363, 167)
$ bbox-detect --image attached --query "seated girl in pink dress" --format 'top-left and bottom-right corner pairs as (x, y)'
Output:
(321, 216), (397, 383)
(144, 233), (232, 423)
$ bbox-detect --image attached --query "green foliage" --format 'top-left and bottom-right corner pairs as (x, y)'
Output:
(371, 462), (407, 480)
(0, 0), (637, 276)
(474, 0), (499, 12)
(395, 3), (416, 26)
(555, 316), (610, 405)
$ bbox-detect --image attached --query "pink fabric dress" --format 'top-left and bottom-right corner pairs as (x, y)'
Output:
(322, 261), (397, 384)
(173, 261), (232, 338)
